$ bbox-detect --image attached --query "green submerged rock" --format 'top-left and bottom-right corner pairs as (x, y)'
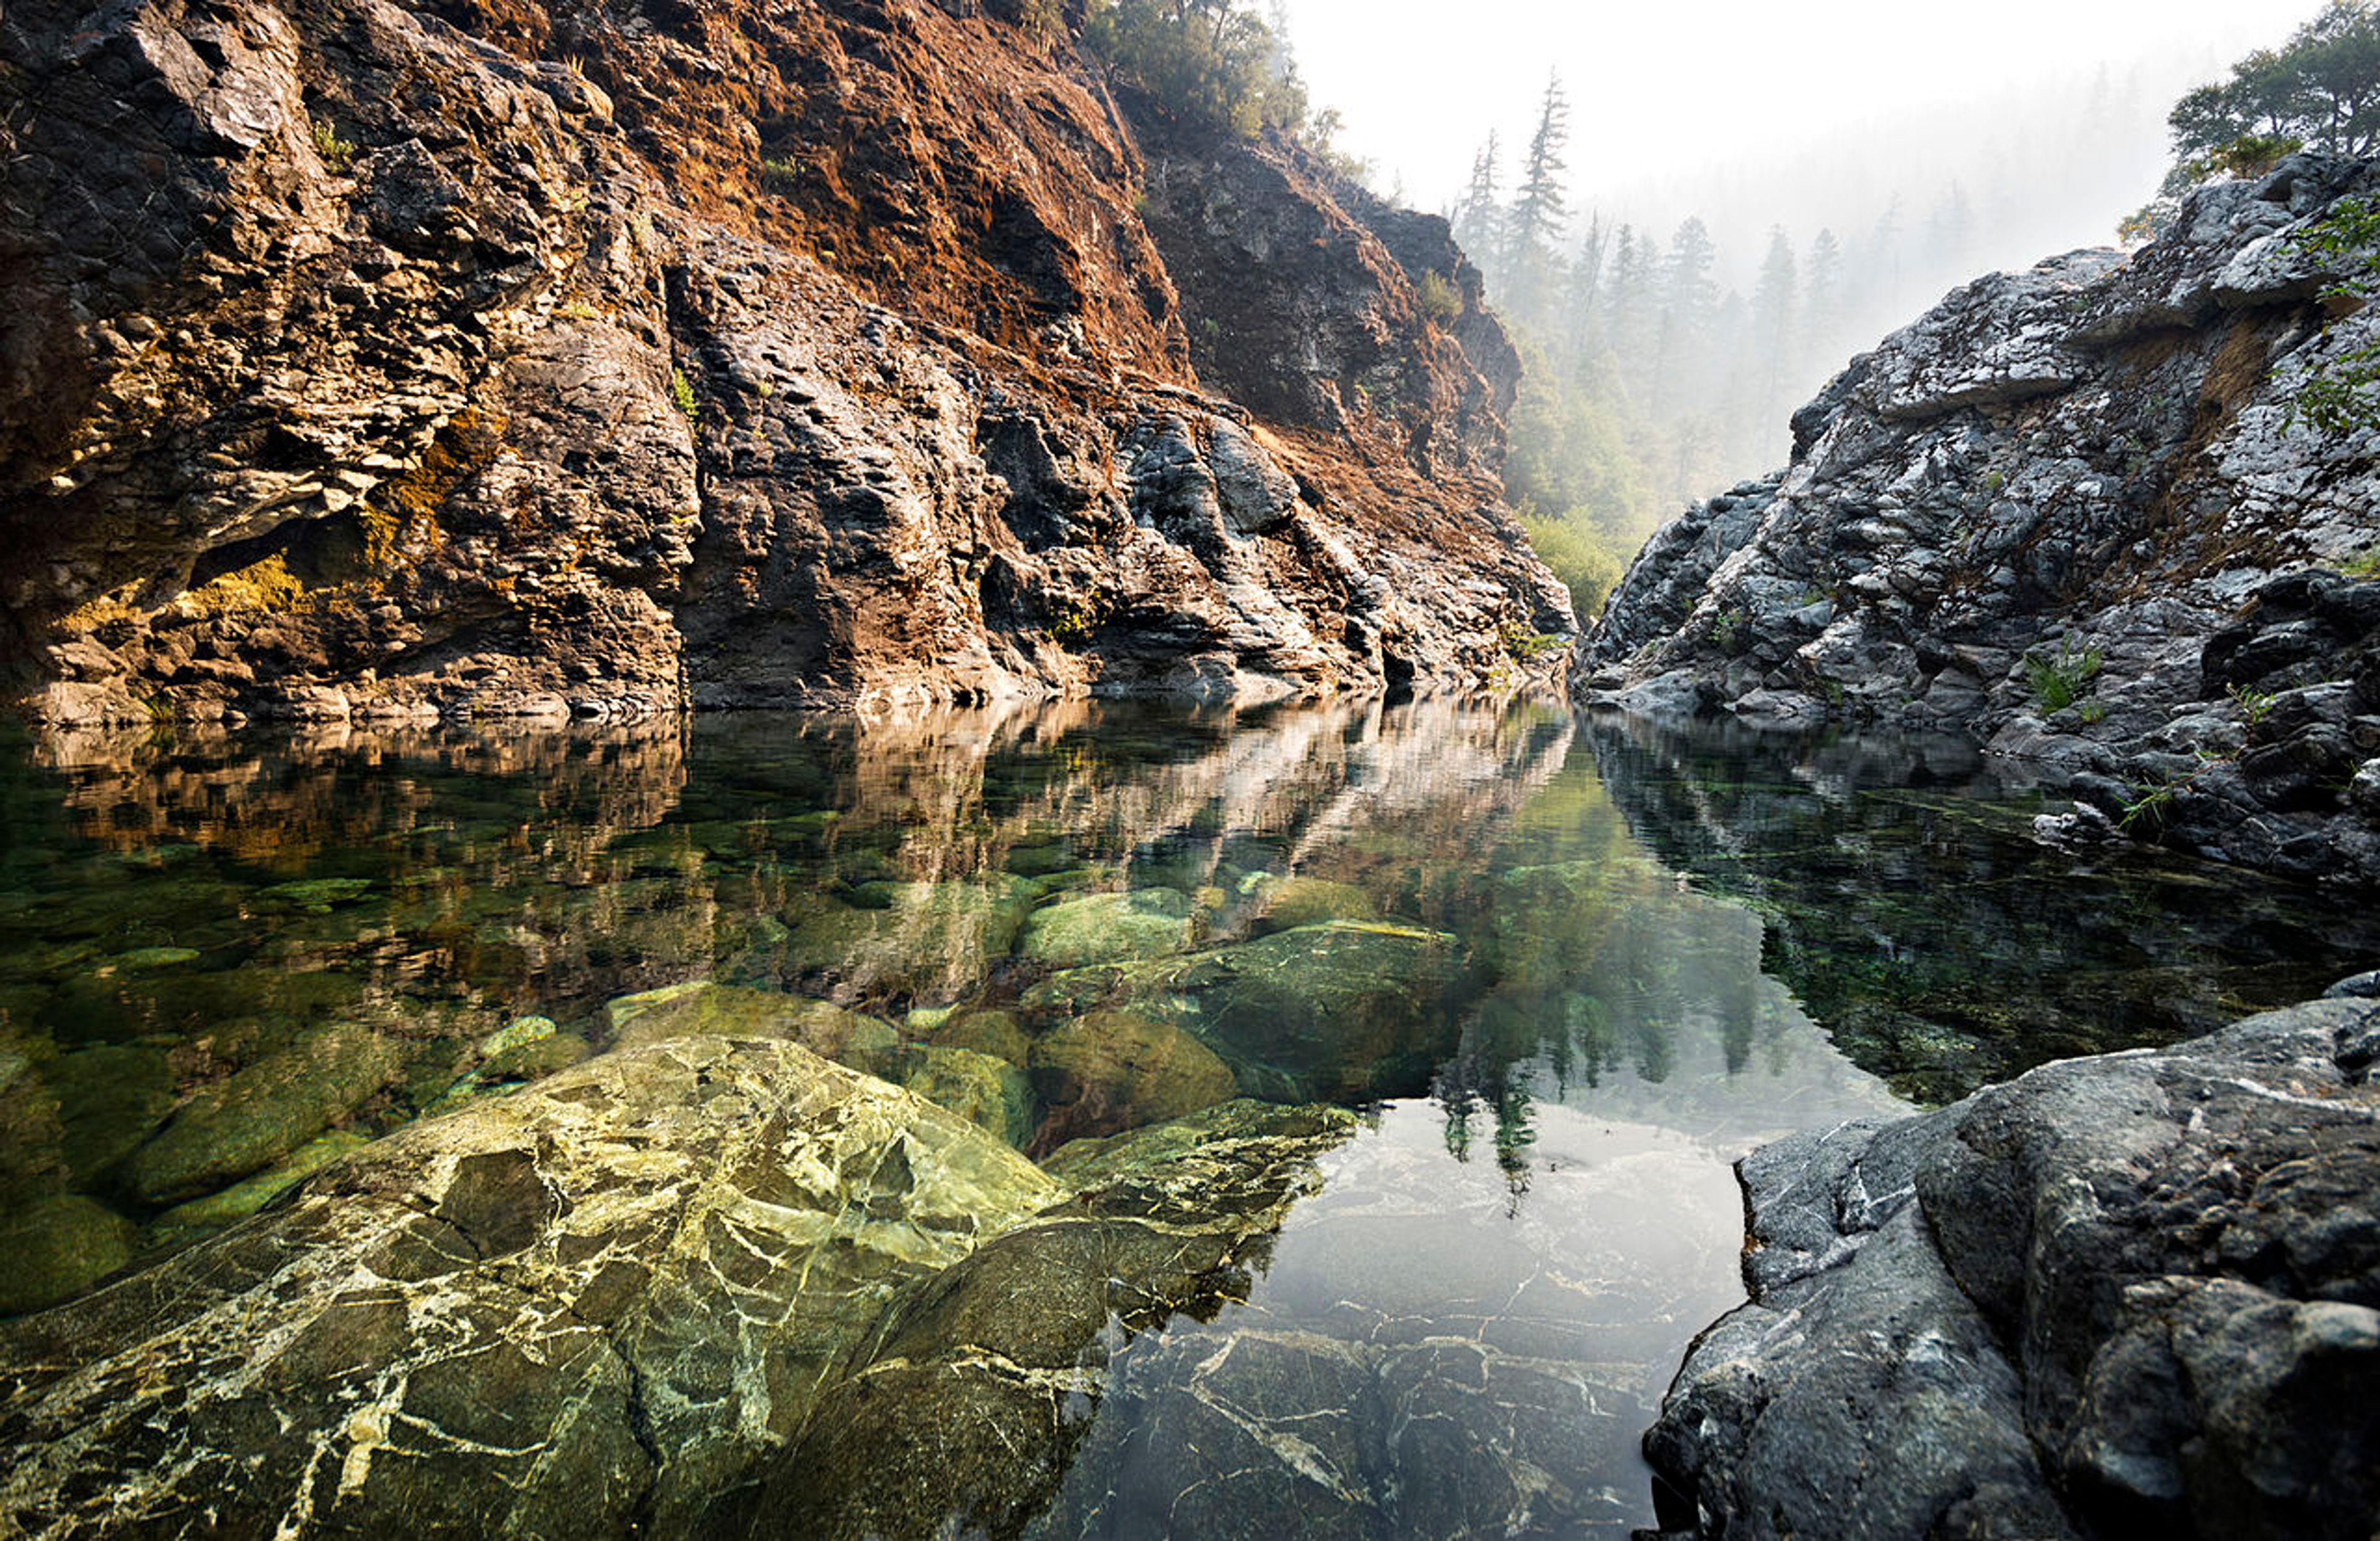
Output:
(603, 980), (902, 1071)
(139, 1131), (372, 1255)
(121, 1025), (402, 1207)
(606, 982), (1031, 1143)
(1018, 887), (1199, 970)
(917, 1005), (1033, 1068)
(1022, 920), (1469, 1100)
(1026, 1009), (1239, 1152)
(753, 1100), (1358, 1540)
(1247, 874), (1378, 933)
(0, 1195), (136, 1317)
(40, 1044), (177, 1187)
(892, 1045), (1033, 1149)
(781, 876), (1034, 1003)
(0, 1035), (1064, 1538)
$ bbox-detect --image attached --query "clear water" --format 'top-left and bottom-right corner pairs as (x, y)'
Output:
(2, 699), (2374, 1535)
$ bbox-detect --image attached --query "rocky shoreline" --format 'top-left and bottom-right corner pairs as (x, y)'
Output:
(1, 0), (1569, 729)
(1640, 980), (2380, 1541)
(1580, 155), (2380, 889)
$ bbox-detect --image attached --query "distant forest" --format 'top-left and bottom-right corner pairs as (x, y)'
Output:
(1451, 77), (2123, 621)
(1068, 0), (2380, 623)
(1455, 1), (2380, 622)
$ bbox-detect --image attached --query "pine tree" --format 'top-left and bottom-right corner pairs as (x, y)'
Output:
(1926, 183), (1977, 274)
(1604, 225), (1659, 403)
(1805, 227), (1845, 368)
(1750, 226), (1799, 422)
(1653, 216), (1718, 418)
(1505, 75), (1572, 323)
(1560, 214), (1611, 377)
(1453, 133), (1504, 284)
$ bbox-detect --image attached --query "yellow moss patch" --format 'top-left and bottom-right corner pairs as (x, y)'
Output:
(178, 552), (313, 617)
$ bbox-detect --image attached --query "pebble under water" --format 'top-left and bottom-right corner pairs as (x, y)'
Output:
(2, 698), (2375, 1537)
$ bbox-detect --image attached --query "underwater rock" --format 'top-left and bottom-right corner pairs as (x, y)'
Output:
(0, 1035), (1062, 1538)
(1646, 995), (2380, 1540)
(39, 1045), (181, 1186)
(139, 1131), (372, 1255)
(1247, 874), (1379, 933)
(1018, 887), (1199, 970)
(782, 877), (1034, 1004)
(0, 1195), (136, 1317)
(602, 980), (901, 1073)
(1026, 1009), (1240, 1152)
(751, 1100), (1357, 1540)
(1023, 921), (1467, 1100)
(893, 1045), (1034, 1149)
(919, 1006), (1033, 1068)
(120, 1024), (401, 1206)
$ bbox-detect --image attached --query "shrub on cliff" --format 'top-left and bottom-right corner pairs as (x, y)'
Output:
(1084, 0), (1305, 139)
(2127, 2), (2380, 242)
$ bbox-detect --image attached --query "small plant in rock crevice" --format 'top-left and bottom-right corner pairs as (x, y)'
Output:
(311, 119), (357, 173)
(2022, 636), (2104, 713)
(1498, 621), (1567, 663)
(670, 367), (700, 427)
(2228, 683), (2279, 727)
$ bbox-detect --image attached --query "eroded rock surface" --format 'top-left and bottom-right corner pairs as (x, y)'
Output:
(1582, 156), (2380, 885)
(1645, 994), (2380, 1541)
(1, 0), (1568, 727)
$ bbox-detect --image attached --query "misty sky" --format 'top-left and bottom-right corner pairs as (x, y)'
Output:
(1284, 0), (2328, 242)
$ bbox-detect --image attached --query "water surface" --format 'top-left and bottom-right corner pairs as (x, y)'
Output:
(2, 700), (2373, 1535)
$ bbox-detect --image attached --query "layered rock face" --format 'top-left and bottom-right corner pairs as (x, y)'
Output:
(1645, 991), (2380, 1541)
(1581, 156), (2380, 885)
(0, 0), (1568, 727)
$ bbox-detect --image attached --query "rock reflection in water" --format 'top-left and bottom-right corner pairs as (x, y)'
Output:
(4, 699), (2379, 1537)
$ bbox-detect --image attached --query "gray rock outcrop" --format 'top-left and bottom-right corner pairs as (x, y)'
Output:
(1582, 156), (2380, 885)
(1644, 993), (2380, 1540)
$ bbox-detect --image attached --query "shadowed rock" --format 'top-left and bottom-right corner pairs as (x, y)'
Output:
(1645, 994), (2380, 1540)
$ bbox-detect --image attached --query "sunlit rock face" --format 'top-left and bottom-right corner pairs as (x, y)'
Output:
(0, 0), (1570, 729)
(1582, 154), (2380, 886)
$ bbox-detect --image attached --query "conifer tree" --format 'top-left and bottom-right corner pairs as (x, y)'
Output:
(1505, 76), (1572, 321)
(1454, 133), (1504, 274)
(1750, 226), (1800, 421)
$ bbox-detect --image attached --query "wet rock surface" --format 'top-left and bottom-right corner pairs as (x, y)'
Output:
(0, 1033), (1064, 1538)
(1583, 156), (2380, 886)
(1646, 994), (2380, 1541)
(1, 0), (1568, 727)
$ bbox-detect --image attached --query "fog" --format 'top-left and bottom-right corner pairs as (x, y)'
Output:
(1271, 0), (2335, 599)
(1287, 0), (2315, 254)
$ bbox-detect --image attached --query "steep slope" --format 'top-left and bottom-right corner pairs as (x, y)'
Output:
(1582, 157), (2380, 886)
(0, 0), (1569, 727)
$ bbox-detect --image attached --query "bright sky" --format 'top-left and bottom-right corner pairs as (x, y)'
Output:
(1282, 0), (2329, 209)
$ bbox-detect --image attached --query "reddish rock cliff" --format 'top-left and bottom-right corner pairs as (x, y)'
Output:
(0, 0), (1568, 725)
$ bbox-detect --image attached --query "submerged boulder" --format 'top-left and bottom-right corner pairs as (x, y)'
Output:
(0, 1035), (1062, 1538)
(1646, 995), (2380, 1540)
(120, 1024), (401, 1206)
(781, 877), (1034, 1005)
(1022, 921), (1468, 1100)
(751, 1100), (1359, 1540)
(602, 979), (901, 1069)
(1025, 1009), (1239, 1152)
(1018, 887), (1201, 969)
(0, 1195), (136, 1318)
